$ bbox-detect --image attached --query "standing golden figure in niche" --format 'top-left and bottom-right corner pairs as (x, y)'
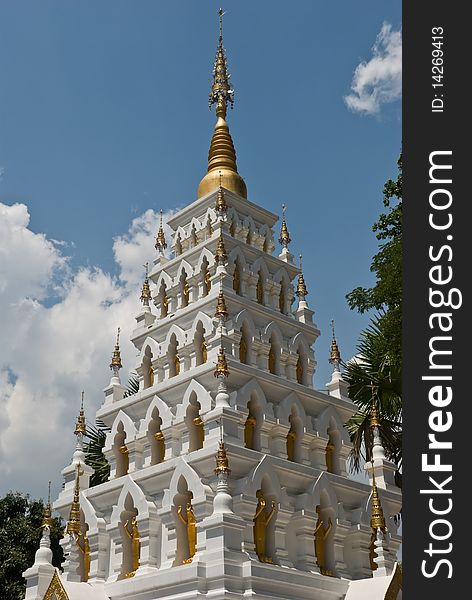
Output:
(174, 353), (181, 376)
(239, 335), (247, 364)
(119, 444), (129, 476)
(162, 292), (169, 317)
(193, 415), (204, 449)
(201, 339), (208, 364)
(123, 516), (140, 577)
(178, 501), (197, 563)
(253, 489), (276, 563)
(296, 354), (303, 384)
(149, 365), (155, 387)
(314, 505), (333, 576)
(154, 431), (165, 463)
(183, 281), (190, 306)
(286, 424), (297, 462)
(244, 413), (257, 449)
(233, 263), (241, 294)
(325, 439), (335, 473)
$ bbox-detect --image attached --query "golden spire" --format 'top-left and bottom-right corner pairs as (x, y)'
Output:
(216, 231), (228, 265)
(140, 262), (152, 306)
(215, 275), (229, 321)
(42, 481), (53, 529)
(198, 9), (247, 199)
(329, 319), (341, 366)
(370, 386), (381, 429)
(215, 439), (231, 474)
(214, 343), (230, 378)
(66, 464), (83, 536)
(279, 204), (291, 249)
(110, 327), (123, 372)
(74, 392), (86, 436)
(296, 255), (308, 299)
(155, 210), (167, 252)
(370, 467), (387, 533)
(215, 171), (229, 214)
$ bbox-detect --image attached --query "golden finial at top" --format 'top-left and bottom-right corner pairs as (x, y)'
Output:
(140, 262), (152, 306)
(66, 464), (83, 536)
(110, 327), (123, 371)
(74, 392), (86, 436)
(155, 210), (167, 252)
(42, 481), (53, 529)
(370, 396), (381, 430)
(370, 466), (387, 533)
(329, 319), (341, 366)
(296, 255), (308, 299)
(279, 204), (292, 249)
(198, 9), (247, 199)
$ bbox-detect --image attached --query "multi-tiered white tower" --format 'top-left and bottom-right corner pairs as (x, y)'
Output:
(24, 10), (402, 600)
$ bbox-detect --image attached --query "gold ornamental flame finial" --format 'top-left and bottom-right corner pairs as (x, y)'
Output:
(74, 392), (86, 436)
(370, 385), (381, 429)
(155, 210), (168, 252)
(215, 274), (229, 321)
(296, 255), (308, 299)
(214, 343), (230, 378)
(216, 231), (228, 265)
(215, 440), (231, 474)
(110, 327), (123, 371)
(215, 171), (229, 214)
(42, 481), (53, 529)
(198, 9), (247, 199)
(140, 262), (152, 305)
(329, 319), (341, 366)
(279, 204), (291, 249)
(370, 465), (387, 533)
(66, 464), (83, 536)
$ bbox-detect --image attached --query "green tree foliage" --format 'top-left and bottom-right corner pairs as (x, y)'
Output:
(346, 154), (402, 361)
(0, 492), (63, 599)
(84, 372), (140, 487)
(344, 155), (403, 475)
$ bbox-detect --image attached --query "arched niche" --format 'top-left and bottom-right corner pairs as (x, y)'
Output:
(245, 391), (264, 451)
(194, 321), (208, 367)
(143, 346), (154, 389)
(287, 406), (304, 463)
(172, 476), (194, 566)
(315, 406), (350, 474)
(167, 333), (181, 378)
(185, 392), (204, 452)
(119, 494), (140, 579)
(147, 407), (165, 465)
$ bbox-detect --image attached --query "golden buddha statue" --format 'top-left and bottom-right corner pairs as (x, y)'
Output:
(178, 501), (197, 564)
(233, 263), (241, 294)
(253, 489), (276, 563)
(201, 339), (208, 364)
(314, 505), (333, 576)
(119, 444), (129, 476)
(123, 516), (140, 577)
(204, 270), (211, 294)
(154, 430), (165, 463)
(149, 365), (154, 387)
(244, 414), (257, 449)
(193, 415), (204, 449)
(162, 292), (169, 317)
(174, 353), (181, 376)
(183, 281), (190, 306)
(286, 426), (297, 462)
(239, 335), (247, 364)
(325, 439), (335, 473)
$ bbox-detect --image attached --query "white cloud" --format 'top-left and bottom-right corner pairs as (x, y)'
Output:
(0, 202), (170, 498)
(344, 23), (402, 115)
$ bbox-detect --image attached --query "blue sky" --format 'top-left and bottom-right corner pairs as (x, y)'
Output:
(0, 1), (401, 498)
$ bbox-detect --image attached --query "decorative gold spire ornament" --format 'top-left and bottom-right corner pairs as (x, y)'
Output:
(140, 262), (152, 307)
(74, 392), (86, 437)
(155, 210), (168, 253)
(110, 327), (123, 373)
(42, 481), (53, 530)
(66, 464), (83, 536)
(215, 171), (229, 214)
(215, 275), (229, 321)
(329, 319), (341, 369)
(370, 469), (387, 533)
(296, 255), (308, 299)
(216, 232), (228, 265)
(214, 344), (230, 378)
(278, 204), (291, 249)
(215, 440), (231, 475)
(370, 392), (381, 430)
(198, 9), (247, 199)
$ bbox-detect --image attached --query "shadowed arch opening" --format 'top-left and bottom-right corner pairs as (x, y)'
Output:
(147, 407), (165, 466)
(143, 346), (154, 389)
(159, 282), (169, 318)
(119, 494), (140, 579)
(245, 393), (263, 451)
(113, 422), (129, 478)
(194, 321), (207, 367)
(172, 477), (195, 566)
(325, 417), (341, 475)
(287, 406), (303, 463)
(186, 392), (204, 452)
(168, 333), (181, 378)
(239, 322), (252, 365)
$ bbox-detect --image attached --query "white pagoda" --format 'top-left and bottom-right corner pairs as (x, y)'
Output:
(24, 10), (402, 600)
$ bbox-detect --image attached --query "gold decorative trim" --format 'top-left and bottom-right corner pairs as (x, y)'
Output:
(384, 563), (402, 600)
(43, 570), (69, 600)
